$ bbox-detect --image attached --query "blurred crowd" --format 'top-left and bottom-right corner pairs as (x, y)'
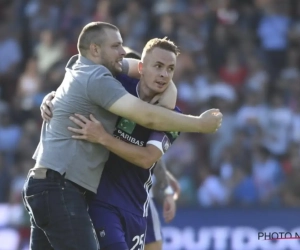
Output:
(0, 0), (300, 229)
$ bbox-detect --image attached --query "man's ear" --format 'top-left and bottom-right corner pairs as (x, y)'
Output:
(90, 43), (100, 57)
(138, 61), (143, 75)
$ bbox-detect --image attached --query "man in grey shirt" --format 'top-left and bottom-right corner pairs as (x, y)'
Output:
(22, 22), (222, 250)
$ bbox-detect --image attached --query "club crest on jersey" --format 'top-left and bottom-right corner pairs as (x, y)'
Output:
(99, 229), (106, 238)
(170, 131), (179, 139)
(117, 118), (136, 134)
(162, 135), (170, 153)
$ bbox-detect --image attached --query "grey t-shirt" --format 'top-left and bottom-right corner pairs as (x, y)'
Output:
(33, 55), (128, 193)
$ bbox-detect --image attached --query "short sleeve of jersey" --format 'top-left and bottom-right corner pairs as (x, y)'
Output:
(87, 72), (128, 109)
(146, 106), (181, 154)
(147, 131), (179, 154)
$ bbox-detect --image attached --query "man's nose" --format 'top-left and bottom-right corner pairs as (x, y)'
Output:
(120, 46), (126, 56)
(160, 70), (168, 78)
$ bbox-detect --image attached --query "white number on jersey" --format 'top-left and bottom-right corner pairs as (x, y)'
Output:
(130, 234), (145, 250)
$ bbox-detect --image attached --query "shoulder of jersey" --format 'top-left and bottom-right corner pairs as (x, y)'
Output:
(116, 74), (139, 84)
(174, 106), (182, 114)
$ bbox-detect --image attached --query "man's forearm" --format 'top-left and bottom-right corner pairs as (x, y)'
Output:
(110, 95), (199, 132)
(145, 110), (200, 132)
(123, 58), (140, 79)
(100, 134), (157, 169)
(109, 93), (221, 133)
(155, 80), (177, 109)
(153, 158), (170, 191)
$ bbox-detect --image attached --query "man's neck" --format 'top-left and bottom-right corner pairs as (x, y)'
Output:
(137, 80), (156, 103)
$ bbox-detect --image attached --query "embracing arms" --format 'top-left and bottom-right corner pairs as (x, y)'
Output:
(68, 114), (162, 169)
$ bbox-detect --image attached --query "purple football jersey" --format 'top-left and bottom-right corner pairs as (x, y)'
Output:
(89, 74), (180, 217)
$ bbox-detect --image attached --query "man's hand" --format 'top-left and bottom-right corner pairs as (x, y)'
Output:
(68, 114), (109, 144)
(163, 195), (176, 223)
(40, 91), (55, 122)
(167, 172), (181, 200)
(198, 109), (223, 133)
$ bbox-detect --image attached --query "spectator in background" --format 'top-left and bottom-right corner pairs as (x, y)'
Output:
(232, 165), (259, 206)
(154, 14), (177, 43)
(280, 48), (300, 81)
(263, 92), (292, 158)
(290, 100), (300, 144)
(0, 24), (22, 76)
(207, 24), (230, 72)
(0, 153), (11, 203)
(208, 97), (236, 166)
(117, 0), (148, 50)
(235, 90), (267, 135)
(244, 55), (269, 95)
(219, 48), (247, 92)
(25, 0), (60, 42)
(257, 1), (291, 80)
(34, 29), (65, 75)
(163, 134), (198, 206)
(0, 23), (22, 102)
(197, 167), (229, 207)
(92, 0), (113, 23)
(15, 57), (41, 112)
(281, 151), (300, 207)
(252, 146), (283, 206)
(0, 111), (22, 167)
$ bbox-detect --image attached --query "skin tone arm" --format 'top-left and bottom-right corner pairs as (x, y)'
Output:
(108, 93), (222, 133)
(68, 114), (163, 169)
(153, 158), (170, 191)
(40, 84), (177, 122)
(166, 170), (181, 200)
(163, 191), (176, 223)
(40, 90), (223, 133)
(153, 159), (181, 200)
(149, 81), (177, 109)
(153, 158), (179, 223)
(124, 58), (141, 79)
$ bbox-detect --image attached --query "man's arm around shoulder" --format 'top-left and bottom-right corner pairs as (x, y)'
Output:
(108, 93), (223, 133)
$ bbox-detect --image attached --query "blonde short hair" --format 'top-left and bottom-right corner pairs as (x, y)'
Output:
(141, 37), (180, 61)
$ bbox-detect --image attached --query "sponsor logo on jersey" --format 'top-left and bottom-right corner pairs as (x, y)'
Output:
(99, 229), (105, 238)
(117, 118), (136, 134)
(169, 131), (179, 139)
(115, 130), (145, 146)
(162, 135), (170, 153)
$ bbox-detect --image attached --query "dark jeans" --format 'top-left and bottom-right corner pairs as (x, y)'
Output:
(22, 169), (99, 250)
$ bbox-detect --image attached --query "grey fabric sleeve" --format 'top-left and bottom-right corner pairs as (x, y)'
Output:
(86, 74), (128, 109)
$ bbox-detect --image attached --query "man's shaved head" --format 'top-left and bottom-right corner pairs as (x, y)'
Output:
(77, 22), (119, 56)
